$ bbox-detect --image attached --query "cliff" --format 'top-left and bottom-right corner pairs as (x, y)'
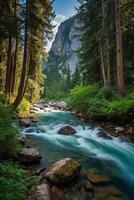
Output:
(44, 16), (82, 99)
(45, 16), (81, 74)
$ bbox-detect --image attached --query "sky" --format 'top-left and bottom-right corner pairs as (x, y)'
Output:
(46, 0), (79, 51)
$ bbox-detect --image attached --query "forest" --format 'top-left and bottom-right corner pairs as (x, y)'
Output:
(0, 0), (134, 200)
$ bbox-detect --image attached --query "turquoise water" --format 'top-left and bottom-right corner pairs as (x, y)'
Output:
(22, 110), (134, 200)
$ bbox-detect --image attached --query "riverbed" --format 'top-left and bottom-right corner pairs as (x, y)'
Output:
(22, 109), (134, 200)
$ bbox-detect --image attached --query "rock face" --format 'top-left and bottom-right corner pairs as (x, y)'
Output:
(43, 16), (82, 97)
(45, 16), (82, 75)
(45, 158), (81, 184)
(19, 148), (42, 163)
(58, 125), (76, 135)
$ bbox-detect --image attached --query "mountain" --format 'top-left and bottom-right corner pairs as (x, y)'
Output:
(43, 16), (82, 99)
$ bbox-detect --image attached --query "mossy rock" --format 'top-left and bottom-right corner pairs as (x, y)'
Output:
(45, 158), (81, 184)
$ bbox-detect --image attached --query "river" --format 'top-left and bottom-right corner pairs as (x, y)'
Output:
(22, 108), (134, 200)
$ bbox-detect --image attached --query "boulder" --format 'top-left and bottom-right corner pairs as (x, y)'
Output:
(16, 134), (27, 145)
(85, 169), (111, 185)
(18, 148), (42, 163)
(58, 125), (76, 135)
(19, 118), (31, 127)
(115, 127), (125, 133)
(30, 183), (51, 200)
(45, 158), (81, 184)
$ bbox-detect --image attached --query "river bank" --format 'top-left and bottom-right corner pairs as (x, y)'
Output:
(19, 100), (134, 143)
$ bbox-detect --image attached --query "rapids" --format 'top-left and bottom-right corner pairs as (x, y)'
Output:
(22, 109), (134, 199)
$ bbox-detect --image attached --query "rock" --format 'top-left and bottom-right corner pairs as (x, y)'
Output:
(32, 119), (38, 123)
(85, 169), (111, 185)
(93, 186), (123, 200)
(34, 167), (46, 176)
(45, 158), (81, 184)
(115, 127), (125, 133)
(127, 127), (134, 135)
(74, 180), (94, 198)
(98, 131), (112, 140)
(18, 148), (42, 163)
(31, 184), (51, 200)
(58, 126), (76, 135)
(19, 118), (31, 127)
(52, 186), (65, 199)
(16, 134), (27, 145)
(119, 136), (130, 142)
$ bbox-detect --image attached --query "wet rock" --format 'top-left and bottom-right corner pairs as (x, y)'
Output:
(34, 167), (46, 176)
(85, 169), (111, 185)
(127, 127), (134, 135)
(18, 148), (42, 163)
(93, 186), (123, 200)
(115, 127), (125, 133)
(98, 131), (112, 140)
(58, 126), (76, 135)
(73, 180), (94, 198)
(32, 119), (38, 123)
(30, 183), (52, 200)
(52, 185), (65, 199)
(16, 134), (27, 145)
(119, 136), (130, 142)
(45, 158), (81, 184)
(19, 118), (31, 127)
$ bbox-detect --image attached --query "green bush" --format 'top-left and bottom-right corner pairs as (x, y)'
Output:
(87, 98), (108, 115)
(106, 94), (134, 116)
(66, 84), (134, 119)
(66, 84), (99, 112)
(0, 104), (20, 159)
(17, 98), (30, 117)
(97, 87), (119, 100)
(0, 162), (35, 200)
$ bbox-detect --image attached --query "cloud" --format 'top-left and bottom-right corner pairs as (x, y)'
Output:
(55, 13), (66, 22)
(46, 13), (67, 52)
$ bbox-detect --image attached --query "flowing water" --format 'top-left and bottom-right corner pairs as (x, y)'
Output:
(22, 108), (134, 200)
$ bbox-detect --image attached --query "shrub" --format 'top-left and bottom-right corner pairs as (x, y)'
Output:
(87, 98), (108, 115)
(17, 98), (30, 117)
(97, 87), (119, 100)
(66, 84), (134, 119)
(106, 95), (134, 116)
(66, 84), (99, 112)
(0, 162), (35, 200)
(0, 104), (20, 159)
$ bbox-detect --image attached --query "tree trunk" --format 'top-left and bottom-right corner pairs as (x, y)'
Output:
(11, 0), (18, 94)
(115, 0), (125, 95)
(11, 37), (18, 94)
(100, 43), (107, 88)
(106, 38), (111, 86)
(12, 0), (29, 108)
(5, 35), (13, 97)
